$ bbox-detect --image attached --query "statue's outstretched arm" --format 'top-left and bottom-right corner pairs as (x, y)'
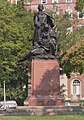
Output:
(18, 52), (33, 62)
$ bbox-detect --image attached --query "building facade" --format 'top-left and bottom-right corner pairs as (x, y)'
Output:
(24, 0), (84, 26)
(8, 0), (84, 25)
(60, 73), (84, 101)
(24, 0), (77, 14)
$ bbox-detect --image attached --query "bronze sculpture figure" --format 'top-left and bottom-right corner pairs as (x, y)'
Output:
(19, 4), (58, 62)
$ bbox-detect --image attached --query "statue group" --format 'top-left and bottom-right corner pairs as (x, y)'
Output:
(19, 4), (58, 62)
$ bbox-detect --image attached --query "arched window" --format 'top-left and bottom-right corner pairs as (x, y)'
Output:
(73, 80), (80, 95)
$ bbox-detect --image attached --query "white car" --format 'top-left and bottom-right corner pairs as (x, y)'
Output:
(0, 100), (17, 109)
(65, 102), (71, 106)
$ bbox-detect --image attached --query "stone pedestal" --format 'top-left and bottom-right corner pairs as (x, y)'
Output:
(28, 59), (64, 106)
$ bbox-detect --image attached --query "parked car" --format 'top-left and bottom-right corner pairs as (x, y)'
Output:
(0, 100), (17, 109)
(64, 102), (71, 106)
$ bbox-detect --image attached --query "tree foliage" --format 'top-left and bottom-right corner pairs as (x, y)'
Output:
(76, 0), (84, 11)
(55, 14), (84, 76)
(61, 39), (84, 76)
(0, 0), (33, 105)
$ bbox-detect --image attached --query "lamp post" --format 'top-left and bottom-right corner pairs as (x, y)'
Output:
(4, 80), (6, 110)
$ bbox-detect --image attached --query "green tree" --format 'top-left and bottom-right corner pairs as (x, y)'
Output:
(75, 0), (84, 18)
(55, 14), (84, 76)
(76, 0), (84, 11)
(0, 0), (33, 105)
(61, 39), (84, 77)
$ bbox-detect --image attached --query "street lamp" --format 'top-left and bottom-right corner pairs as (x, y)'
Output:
(4, 81), (6, 110)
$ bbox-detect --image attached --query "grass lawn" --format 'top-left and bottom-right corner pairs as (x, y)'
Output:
(0, 115), (84, 120)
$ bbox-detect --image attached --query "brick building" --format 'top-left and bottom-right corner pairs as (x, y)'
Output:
(8, 0), (84, 25)
(24, 0), (76, 14)
(60, 73), (84, 101)
(24, 0), (84, 26)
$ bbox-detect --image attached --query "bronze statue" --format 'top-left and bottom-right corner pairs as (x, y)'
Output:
(19, 4), (58, 62)
(33, 4), (54, 45)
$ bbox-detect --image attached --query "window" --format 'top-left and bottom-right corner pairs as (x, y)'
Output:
(73, 80), (80, 95)
(41, 0), (47, 4)
(52, 0), (58, 3)
(66, 7), (72, 16)
(66, 0), (72, 2)
(10, 0), (19, 5)
(77, 11), (84, 19)
(12, 0), (17, 4)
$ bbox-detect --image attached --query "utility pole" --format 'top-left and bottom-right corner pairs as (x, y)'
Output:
(4, 81), (6, 110)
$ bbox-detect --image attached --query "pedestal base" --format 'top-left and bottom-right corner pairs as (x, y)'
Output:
(27, 59), (64, 106)
(28, 95), (64, 106)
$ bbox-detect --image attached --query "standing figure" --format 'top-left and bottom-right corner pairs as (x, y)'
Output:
(33, 4), (55, 46)
(18, 4), (57, 62)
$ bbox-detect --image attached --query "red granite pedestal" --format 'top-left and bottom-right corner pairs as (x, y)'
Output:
(28, 59), (64, 106)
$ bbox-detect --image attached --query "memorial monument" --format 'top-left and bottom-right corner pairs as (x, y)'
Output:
(19, 4), (64, 106)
